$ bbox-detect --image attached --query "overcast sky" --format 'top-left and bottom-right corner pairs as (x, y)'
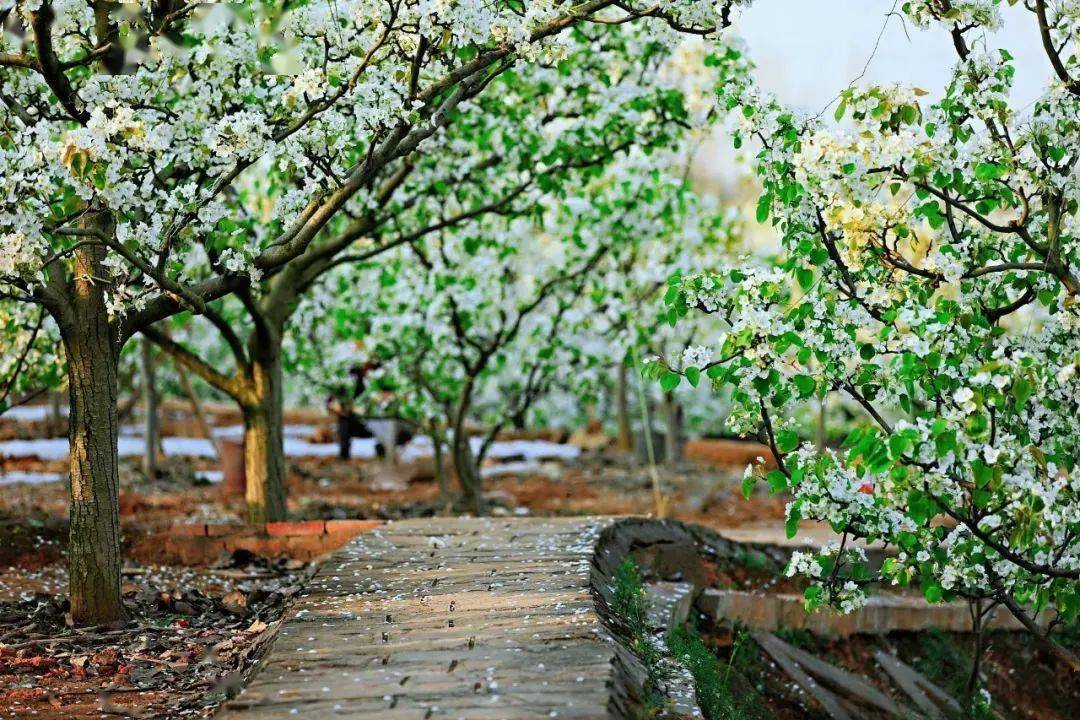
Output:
(698, 0), (1054, 187)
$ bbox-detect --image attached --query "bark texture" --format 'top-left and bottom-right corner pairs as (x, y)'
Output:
(431, 425), (449, 510)
(661, 392), (682, 467)
(450, 381), (485, 515)
(242, 342), (287, 524)
(62, 238), (124, 626)
(451, 430), (483, 516)
(140, 337), (160, 478)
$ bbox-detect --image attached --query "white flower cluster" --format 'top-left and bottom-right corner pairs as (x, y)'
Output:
(660, 1), (1080, 627)
(903, 0), (1003, 31)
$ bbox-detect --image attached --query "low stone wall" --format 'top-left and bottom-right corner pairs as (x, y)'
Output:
(130, 519), (382, 565)
(590, 517), (750, 718)
(696, 588), (1024, 637)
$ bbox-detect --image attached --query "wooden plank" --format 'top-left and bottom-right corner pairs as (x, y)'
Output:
(771, 634), (905, 715)
(218, 517), (616, 719)
(875, 650), (960, 719)
(753, 631), (856, 720)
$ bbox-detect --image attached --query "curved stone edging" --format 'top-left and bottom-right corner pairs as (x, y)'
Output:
(590, 517), (751, 718)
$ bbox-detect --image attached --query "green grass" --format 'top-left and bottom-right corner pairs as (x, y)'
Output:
(611, 558), (670, 707)
(613, 558), (781, 719)
(732, 547), (774, 572)
(666, 625), (772, 720)
(773, 627), (820, 651)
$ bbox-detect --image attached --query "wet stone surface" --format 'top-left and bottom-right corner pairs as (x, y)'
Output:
(218, 516), (616, 719)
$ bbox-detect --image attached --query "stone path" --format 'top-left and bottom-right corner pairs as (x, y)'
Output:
(218, 516), (616, 720)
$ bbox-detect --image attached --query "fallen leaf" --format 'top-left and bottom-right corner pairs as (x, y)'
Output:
(221, 591), (248, 616)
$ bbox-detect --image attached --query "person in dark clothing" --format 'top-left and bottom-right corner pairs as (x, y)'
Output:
(329, 363), (414, 459)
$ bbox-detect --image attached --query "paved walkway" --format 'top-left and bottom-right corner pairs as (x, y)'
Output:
(218, 517), (615, 720)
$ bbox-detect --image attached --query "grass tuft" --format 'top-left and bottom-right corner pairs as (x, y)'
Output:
(611, 558), (669, 692)
(667, 624), (771, 720)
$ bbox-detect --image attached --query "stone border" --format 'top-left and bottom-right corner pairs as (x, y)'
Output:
(590, 517), (750, 718)
(696, 588), (1023, 636)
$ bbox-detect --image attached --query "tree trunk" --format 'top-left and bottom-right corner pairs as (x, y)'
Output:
(431, 423), (450, 512)
(662, 391), (682, 467)
(242, 344), (287, 524)
(450, 382), (485, 515)
(173, 354), (218, 459)
(451, 426), (483, 516)
(48, 390), (65, 436)
(615, 362), (633, 453)
(336, 411), (352, 460)
(140, 337), (160, 479)
(384, 420), (399, 467)
(62, 239), (125, 626)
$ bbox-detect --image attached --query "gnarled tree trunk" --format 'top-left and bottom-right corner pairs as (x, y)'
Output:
(448, 377), (485, 514)
(431, 423), (450, 512)
(62, 239), (124, 626)
(242, 341), (287, 524)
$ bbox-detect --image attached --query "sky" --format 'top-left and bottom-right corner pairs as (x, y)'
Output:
(698, 0), (1054, 188)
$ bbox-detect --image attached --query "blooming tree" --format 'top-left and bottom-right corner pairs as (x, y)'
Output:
(0, 0), (741, 624)
(298, 155), (728, 512)
(659, 0), (1080, 669)
(0, 301), (62, 412)
(141, 14), (729, 524)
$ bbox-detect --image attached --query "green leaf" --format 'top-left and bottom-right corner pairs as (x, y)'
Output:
(793, 375), (816, 398)
(796, 267), (814, 291)
(785, 513), (799, 539)
(975, 162), (1006, 181)
(888, 434), (910, 459)
(803, 584), (823, 610)
(756, 193), (773, 223)
(907, 490), (936, 526)
(923, 582), (943, 604)
(660, 372), (681, 392)
(776, 430), (800, 453)
(766, 469), (787, 494)
(934, 429), (956, 457)
(833, 99), (847, 122)
(1013, 378), (1032, 409)
(741, 474), (756, 500)
(684, 366), (700, 388)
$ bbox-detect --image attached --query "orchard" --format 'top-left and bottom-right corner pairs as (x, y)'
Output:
(0, 1), (1076, 718)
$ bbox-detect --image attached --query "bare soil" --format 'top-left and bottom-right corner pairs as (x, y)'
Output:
(0, 551), (310, 719)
